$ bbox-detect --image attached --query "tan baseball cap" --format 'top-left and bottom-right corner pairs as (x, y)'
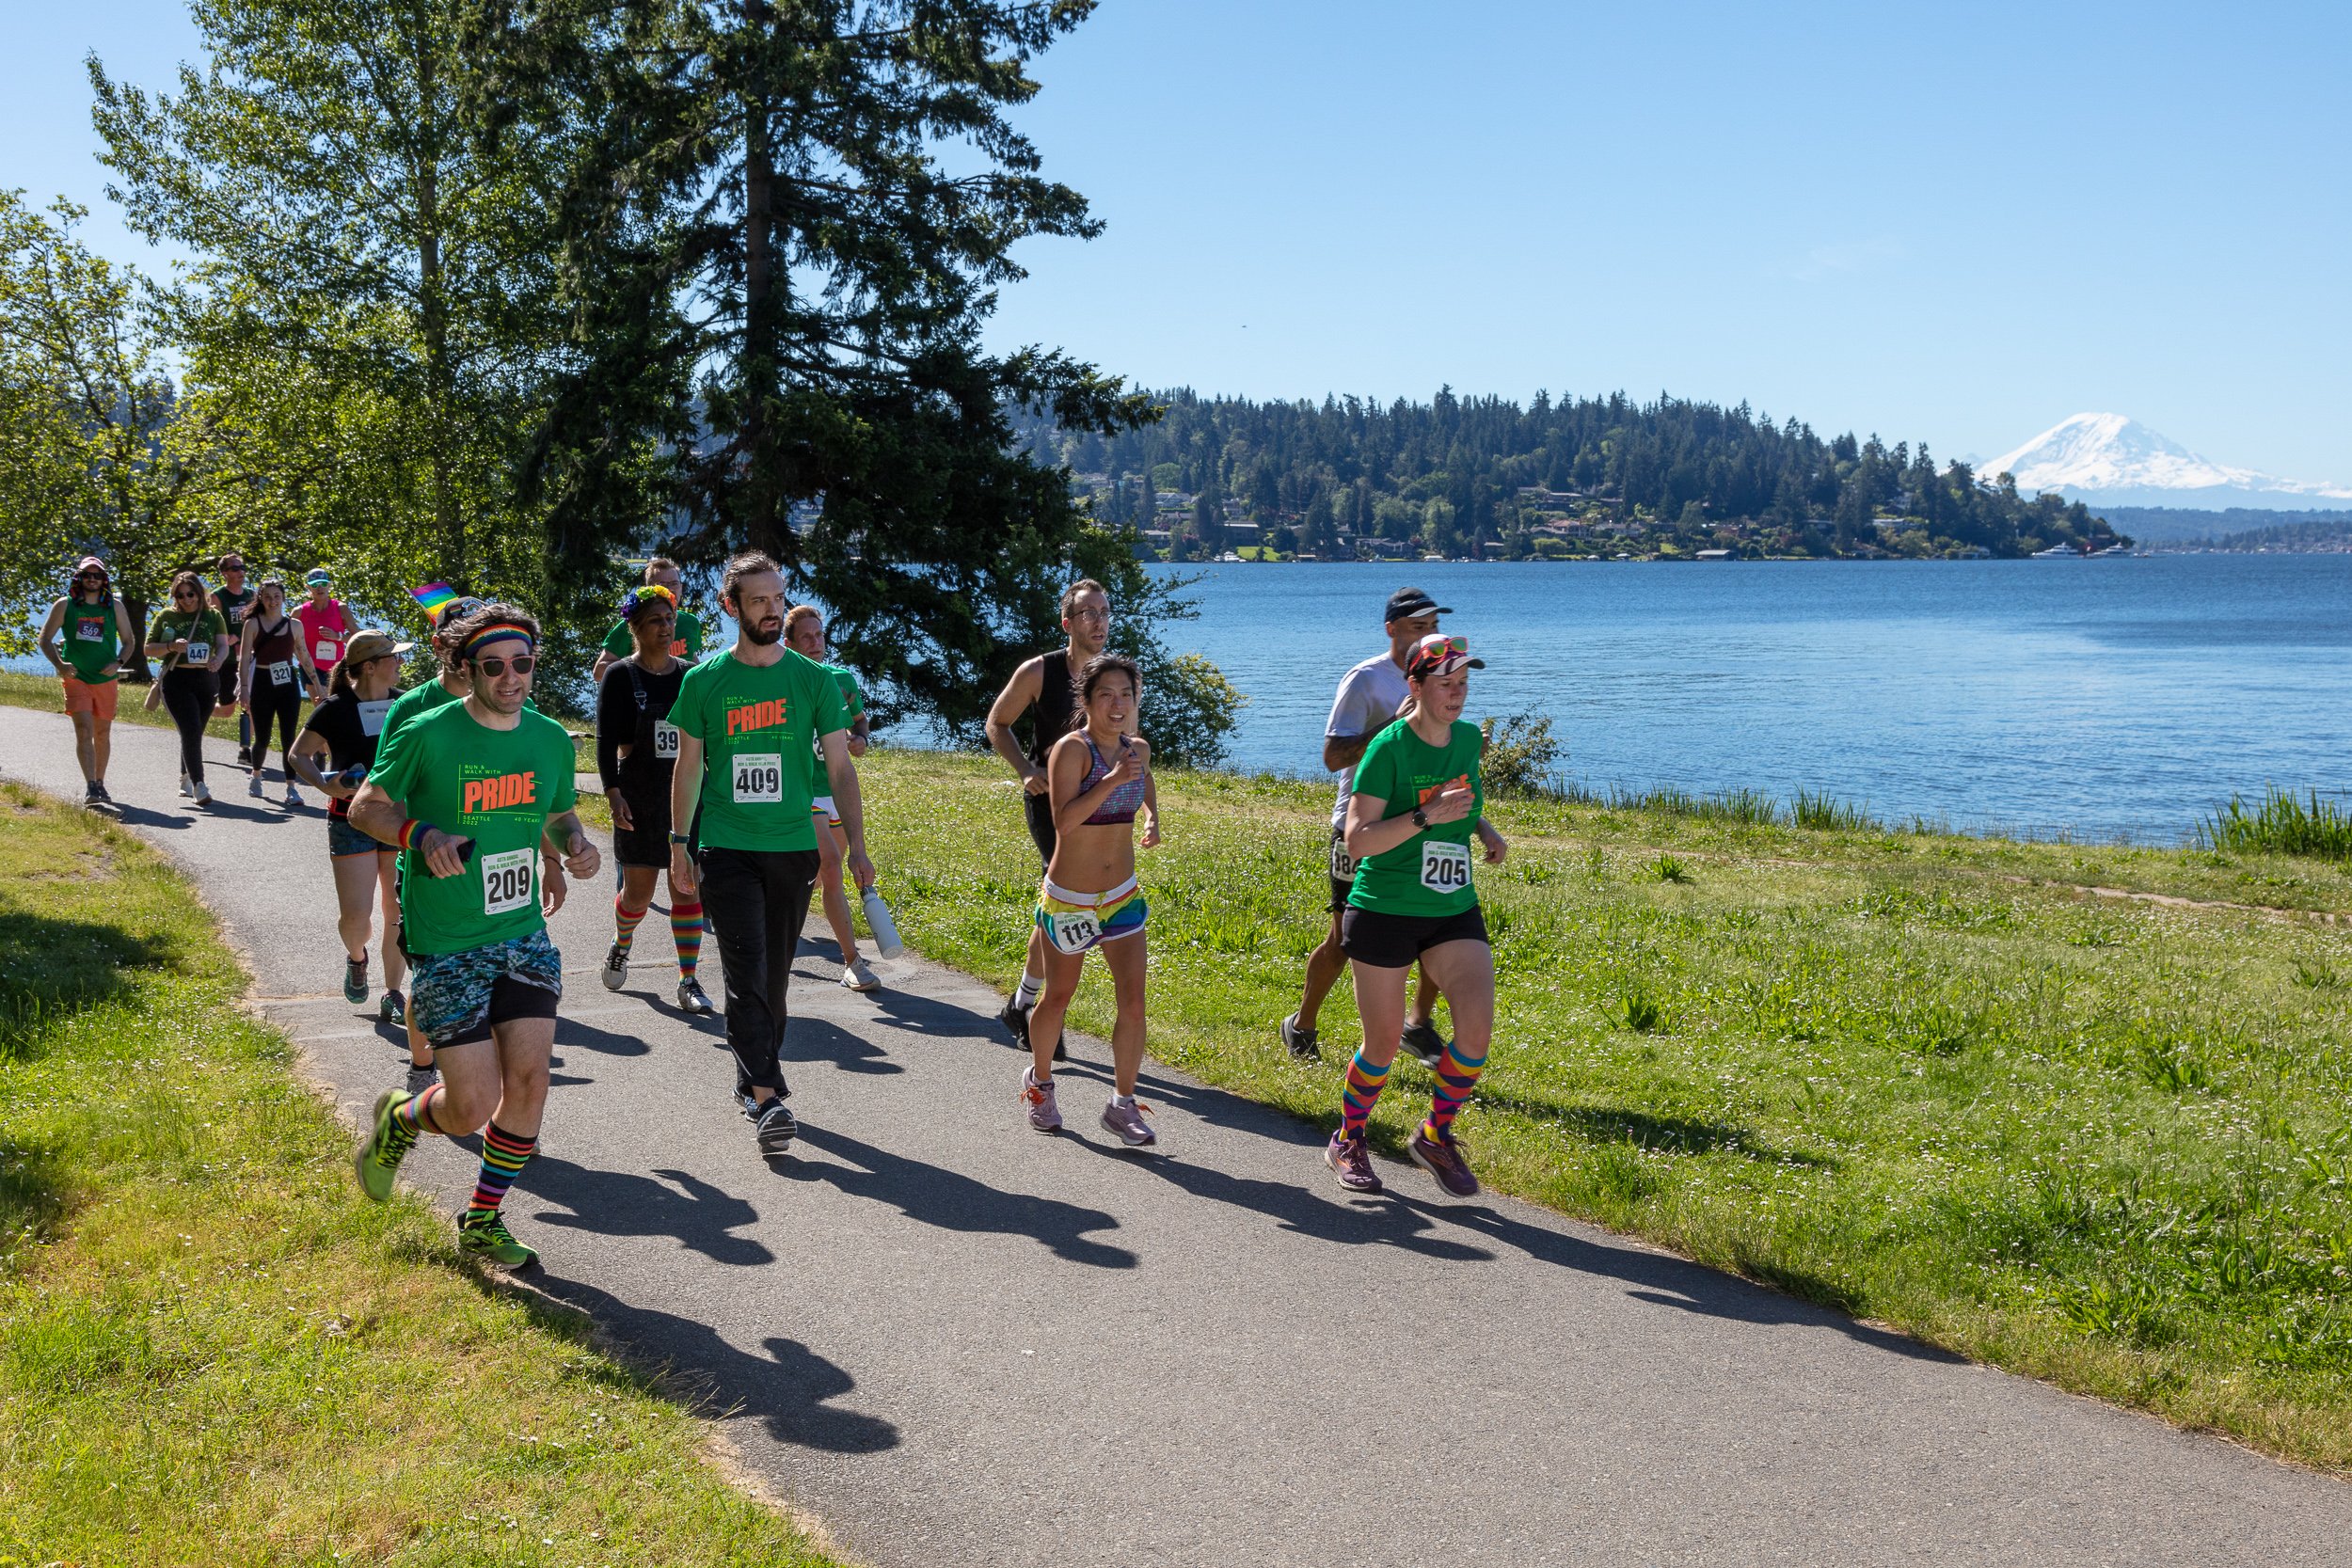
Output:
(342, 629), (413, 663)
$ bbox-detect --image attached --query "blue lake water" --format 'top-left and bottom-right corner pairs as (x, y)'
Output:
(1142, 556), (2352, 844)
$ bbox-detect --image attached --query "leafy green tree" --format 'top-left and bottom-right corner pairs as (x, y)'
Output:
(1192, 489), (1226, 554)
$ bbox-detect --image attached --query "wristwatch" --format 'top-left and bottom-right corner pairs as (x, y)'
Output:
(669, 831), (693, 844)
(1410, 806), (1429, 829)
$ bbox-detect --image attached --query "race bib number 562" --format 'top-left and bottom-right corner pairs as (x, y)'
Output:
(1420, 839), (1472, 895)
(732, 752), (783, 803)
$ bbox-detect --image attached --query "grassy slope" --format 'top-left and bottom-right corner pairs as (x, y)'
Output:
(858, 749), (2352, 1470)
(0, 783), (844, 1567)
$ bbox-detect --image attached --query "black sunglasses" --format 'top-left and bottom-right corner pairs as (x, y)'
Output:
(472, 654), (536, 676)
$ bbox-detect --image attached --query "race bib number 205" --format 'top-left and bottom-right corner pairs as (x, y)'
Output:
(732, 752), (783, 804)
(1420, 839), (1472, 895)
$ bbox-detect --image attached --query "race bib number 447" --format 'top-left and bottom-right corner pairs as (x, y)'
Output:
(1420, 839), (1472, 895)
(732, 752), (783, 804)
(481, 847), (535, 915)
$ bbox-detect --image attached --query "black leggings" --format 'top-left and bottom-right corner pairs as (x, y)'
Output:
(160, 668), (219, 784)
(697, 846), (819, 1098)
(247, 680), (303, 772)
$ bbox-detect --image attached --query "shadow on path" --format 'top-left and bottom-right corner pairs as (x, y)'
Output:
(784, 1123), (1136, 1269)
(785, 1016), (904, 1075)
(530, 1153), (777, 1266)
(535, 1275), (899, 1454)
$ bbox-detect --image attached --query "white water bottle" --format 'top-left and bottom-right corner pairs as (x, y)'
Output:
(860, 883), (905, 960)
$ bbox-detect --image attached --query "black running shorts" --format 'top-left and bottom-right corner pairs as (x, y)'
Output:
(1340, 904), (1489, 970)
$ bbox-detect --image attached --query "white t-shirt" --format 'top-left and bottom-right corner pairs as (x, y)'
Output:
(1326, 652), (1411, 826)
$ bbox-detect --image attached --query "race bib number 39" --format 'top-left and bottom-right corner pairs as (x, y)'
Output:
(732, 752), (783, 803)
(1420, 839), (1472, 895)
(1046, 908), (1102, 955)
(654, 719), (681, 759)
(481, 847), (535, 915)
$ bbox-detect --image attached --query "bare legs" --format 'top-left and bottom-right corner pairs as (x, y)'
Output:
(1027, 933), (1150, 1097)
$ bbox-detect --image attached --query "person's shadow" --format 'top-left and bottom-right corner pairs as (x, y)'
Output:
(527, 1154), (777, 1266)
(781, 1123), (1136, 1270)
(555, 1014), (651, 1057)
(784, 1016), (903, 1074)
(532, 1275), (899, 1455)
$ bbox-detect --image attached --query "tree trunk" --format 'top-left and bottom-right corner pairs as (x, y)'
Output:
(122, 595), (153, 683)
(415, 35), (463, 585)
(739, 0), (787, 564)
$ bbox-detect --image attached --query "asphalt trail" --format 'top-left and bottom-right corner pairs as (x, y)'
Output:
(8, 705), (2347, 1566)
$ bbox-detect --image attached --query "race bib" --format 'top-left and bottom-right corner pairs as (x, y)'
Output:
(1420, 839), (1472, 895)
(1046, 908), (1102, 955)
(73, 621), (102, 641)
(357, 699), (391, 736)
(654, 719), (680, 759)
(266, 659), (294, 686)
(314, 638), (338, 662)
(183, 641), (211, 665)
(732, 752), (783, 803)
(480, 847), (535, 916)
(1328, 832), (1357, 882)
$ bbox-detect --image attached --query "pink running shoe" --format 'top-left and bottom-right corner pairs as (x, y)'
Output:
(1022, 1067), (1062, 1132)
(1326, 1129), (1382, 1194)
(1408, 1123), (1480, 1198)
(1099, 1097), (1156, 1148)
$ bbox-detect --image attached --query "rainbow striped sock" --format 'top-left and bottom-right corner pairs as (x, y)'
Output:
(1425, 1039), (1488, 1137)
(614, 894), (647, 953)
(671, 900), (705, 978)
(392, 1084), (441, 1134)
(465, 1123), (536, 1222)
(1340, 1048), (1391, 1139)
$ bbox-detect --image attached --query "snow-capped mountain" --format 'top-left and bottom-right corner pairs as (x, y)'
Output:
(1981, 413), (2352, 511)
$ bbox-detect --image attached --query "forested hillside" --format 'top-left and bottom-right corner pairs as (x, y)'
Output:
(1016, 388), (2128, 561)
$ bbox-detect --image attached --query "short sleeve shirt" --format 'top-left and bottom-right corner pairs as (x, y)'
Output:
(1346, 717), (1484, 918)
(601, 610), (706, 663)
(1325, 653), (1411, 827)
(151, 608), (227, 670)
(671, 648), (848, 852)
(302, 688), (400, 817)
(368, 701), (578, 955)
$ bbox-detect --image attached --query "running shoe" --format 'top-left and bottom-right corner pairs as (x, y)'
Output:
(379, 989), (405, 1025)
(675, 977), (715, 1015)
(1280, 1012), (1320, 1061)
(1326, 1129), (1382, 1194)
(1407, 1124), (1480, 1199)
(753, 1097), (798, 1152)
(997, 995), (1031, 1049)
(599, 942), (628, 991)
(1100, 1097), (1157, 1148)
(342, 955), (369, 1005)
(246, 772), (264, 798)
(191, 782), (212, 806)
(404, 1062), (439, 1095)
(178, 771), (190, 798)
(1022, 1067), (1062, 1132)
(1400, 1019), (1449, 1069)
(355, 1089), (421, 1203)
(89, 782), (112, 804)
(457, 1212), (538, 1268)
(840, 957), (881, 993)
(284, 784), (304, 809)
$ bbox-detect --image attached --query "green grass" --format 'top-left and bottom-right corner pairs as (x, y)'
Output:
(858, 749), (2352, 1470)
(0, 783), (845, 1566)
(2203, 786), (2352, 863)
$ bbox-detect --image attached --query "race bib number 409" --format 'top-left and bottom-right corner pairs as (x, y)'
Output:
(732, 752), (783, 804)
(1420, 839), (1472, 895)
(481, 847), (535, 915)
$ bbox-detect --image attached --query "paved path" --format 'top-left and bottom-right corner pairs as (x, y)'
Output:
(8, 705), (2349, 1566)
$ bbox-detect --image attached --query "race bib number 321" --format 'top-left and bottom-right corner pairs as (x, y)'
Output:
(1420, 839), (1472, 895)
(481, 847), (534, 915)
(732, 752), (783, 804)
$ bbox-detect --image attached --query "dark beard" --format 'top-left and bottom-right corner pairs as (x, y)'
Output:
(740, 619), (783, 646)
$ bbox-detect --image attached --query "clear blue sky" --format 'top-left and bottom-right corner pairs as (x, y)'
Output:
(9, 0), (2347, 481)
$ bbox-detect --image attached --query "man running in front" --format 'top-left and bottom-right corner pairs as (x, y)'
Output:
(667, 551), (868, 1154)
(348, 603), (599, 1268)
(1280, 586), (1452, 1066)
(984, 578), (1111, 1049)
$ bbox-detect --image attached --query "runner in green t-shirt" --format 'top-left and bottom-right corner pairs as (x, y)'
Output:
(349, 602), (599, 1269)
(37, 556), (137, 805)
(142, 570), (230, 804)
(784, 604), (882, 993)
(1324, 633), (1509, 1201)
(590, 555), (703, 685)
(668, 550), (866, 1154)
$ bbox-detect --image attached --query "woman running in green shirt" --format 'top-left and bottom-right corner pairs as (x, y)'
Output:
(1324, 633), (1508, 1199)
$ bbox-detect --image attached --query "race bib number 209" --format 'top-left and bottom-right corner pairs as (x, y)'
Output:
(481, 847), (535, 915)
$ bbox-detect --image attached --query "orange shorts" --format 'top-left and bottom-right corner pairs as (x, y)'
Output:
(62, 676), (119, 722)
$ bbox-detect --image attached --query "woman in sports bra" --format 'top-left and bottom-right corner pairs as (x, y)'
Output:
(237, 577), (326, 805)
(1021, 653), (1163, 1147)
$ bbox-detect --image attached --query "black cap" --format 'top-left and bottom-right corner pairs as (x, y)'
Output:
(1384, 587), (1452, 623)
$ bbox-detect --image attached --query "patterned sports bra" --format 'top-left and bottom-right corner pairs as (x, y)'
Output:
(1079, 735), (1147, 826)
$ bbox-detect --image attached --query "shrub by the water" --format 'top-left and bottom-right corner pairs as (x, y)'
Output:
(2201, 787), (2352, 862)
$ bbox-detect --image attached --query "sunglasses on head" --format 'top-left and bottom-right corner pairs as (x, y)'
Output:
(471, 653), (536, 676)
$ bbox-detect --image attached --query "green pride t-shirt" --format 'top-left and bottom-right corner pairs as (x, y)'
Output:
(601, 610), (705, 662)
(368, 701), (578, 955)
(672, 647), (848, 852)
(1346, 716), (1485, 918)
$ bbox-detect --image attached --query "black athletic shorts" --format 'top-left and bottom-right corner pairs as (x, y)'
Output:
(1340, 904), (1489, 969)
(1024, 788), (1057, 868)
(1326, 823), (1357, 915)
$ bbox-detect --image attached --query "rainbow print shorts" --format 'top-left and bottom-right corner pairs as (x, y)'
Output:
(1035, 875), (1148, 956)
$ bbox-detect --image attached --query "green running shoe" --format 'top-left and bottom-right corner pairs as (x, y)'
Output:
(354, 1089), (421, 1203)
(457, 1212), (538, 1268)
(342, 955), (369, 1005)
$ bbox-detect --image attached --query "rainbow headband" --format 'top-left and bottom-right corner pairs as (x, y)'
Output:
(458, 622), (537, 659)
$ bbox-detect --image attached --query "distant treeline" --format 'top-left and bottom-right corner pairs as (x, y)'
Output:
(2100, 507), (2352, 548)
(2168, 518), (2352, 553)
(1014, 388), (2126, 560)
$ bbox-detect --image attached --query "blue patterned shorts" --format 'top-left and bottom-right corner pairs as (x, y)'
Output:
(409, 928), (564, 1048)
(327, 813), (381, 859)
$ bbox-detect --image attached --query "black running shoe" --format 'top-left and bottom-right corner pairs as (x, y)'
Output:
(753, 1097), (798, 1152)
(379, 989), (405, 1025)
(1280, 1012), (1320, 1061)
(1400, 1019), (1449, 1069)
(998, 995), (1031, 1049)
